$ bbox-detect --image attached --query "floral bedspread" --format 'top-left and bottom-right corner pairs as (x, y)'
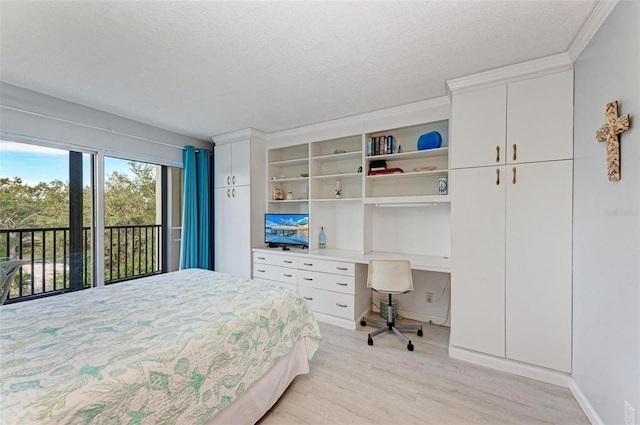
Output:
(0, 269), (321, 424)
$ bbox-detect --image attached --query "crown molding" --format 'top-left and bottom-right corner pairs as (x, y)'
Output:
(446, 53), (573, 95)
(568, 0), (619, 62)
(268, 96), (450, 141)
(211, 128), (267, 145)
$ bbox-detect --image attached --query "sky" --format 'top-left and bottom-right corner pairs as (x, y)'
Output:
(0, 140), (135, 185)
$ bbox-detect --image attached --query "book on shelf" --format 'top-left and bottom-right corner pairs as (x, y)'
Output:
(368, 167), (404, 176)
(367, 135), (396, 156)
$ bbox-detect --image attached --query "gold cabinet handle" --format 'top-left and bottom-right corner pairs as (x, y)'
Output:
(303, 296), (313, 301)
(336, 303), (348, 308)
(336, 266), (348, 271)
(512, 144), (517, 161)
(336, 282), (348, 286)
(512, 167), (517, 184)
(496, 169), (500, 185)
(496, 146), (500, 163)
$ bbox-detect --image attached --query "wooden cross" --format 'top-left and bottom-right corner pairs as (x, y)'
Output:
(596, 100), (631, 181)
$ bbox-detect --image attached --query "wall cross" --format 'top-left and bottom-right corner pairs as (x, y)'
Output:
(596, 100), (631, 181)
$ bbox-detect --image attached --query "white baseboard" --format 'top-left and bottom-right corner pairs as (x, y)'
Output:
(449, 345), (571, 387)
(568, 378), (603, 425)
(313, 312), (356, 330)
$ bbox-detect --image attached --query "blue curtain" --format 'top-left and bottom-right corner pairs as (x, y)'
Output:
(180, 145), (213, 269)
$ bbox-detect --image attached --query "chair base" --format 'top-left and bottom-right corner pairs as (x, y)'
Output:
(361, 316), (423, 351)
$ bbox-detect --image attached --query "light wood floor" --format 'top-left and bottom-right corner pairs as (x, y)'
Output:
(259, 320), (588, 425)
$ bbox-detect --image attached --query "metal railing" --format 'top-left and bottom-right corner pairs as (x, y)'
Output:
(0, 224), (162, 304)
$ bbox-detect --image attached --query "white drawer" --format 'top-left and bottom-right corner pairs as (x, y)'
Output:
(297, 286), (355, 320)
(297, 258), (354, 276)
(254, 277), (297, 293)
(253, 263), (298, 285)
(297, 270), (355, 295)
(253, 252), (298, 267)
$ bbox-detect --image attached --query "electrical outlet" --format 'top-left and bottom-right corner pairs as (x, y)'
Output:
(624, 400), (635, 425)
(426, 292), (434, 304)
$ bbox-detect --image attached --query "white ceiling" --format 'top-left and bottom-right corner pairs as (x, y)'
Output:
(1, 1), (597, 141)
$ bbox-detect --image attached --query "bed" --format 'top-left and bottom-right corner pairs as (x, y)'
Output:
(0, 268), (322, 424)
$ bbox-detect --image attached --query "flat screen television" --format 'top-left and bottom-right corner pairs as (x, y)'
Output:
(265, 213), (309, 248)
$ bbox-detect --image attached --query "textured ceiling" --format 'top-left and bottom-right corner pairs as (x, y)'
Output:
(0, 1), (597, 141)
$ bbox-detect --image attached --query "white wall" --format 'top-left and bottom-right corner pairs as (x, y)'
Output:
(573, 2), (640, 424)
(0, 82), (210, 165)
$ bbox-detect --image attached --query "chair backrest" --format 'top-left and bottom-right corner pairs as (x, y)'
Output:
(0, 259), (24, 306)
(366, 259), (413, 294)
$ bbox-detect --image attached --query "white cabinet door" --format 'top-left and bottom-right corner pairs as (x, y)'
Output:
(231, 139), (251, 187)
(214, 185), (252, 279)
(507, 70), (573, 164)
(214, 143), (232, 188)
(505, 160), (572, 372)
(214, 187), (232, 272)
(451, 85), (507, 169)
(450, 166), (506, 357)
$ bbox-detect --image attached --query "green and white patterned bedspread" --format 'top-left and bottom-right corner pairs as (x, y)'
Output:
(0, 268), (322, 424)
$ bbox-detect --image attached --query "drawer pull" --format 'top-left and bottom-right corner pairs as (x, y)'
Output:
(257, 256), (266, 260)
(283, 260), (293, 264)
(336, 282), (348, 286)
(303, 277), (313, 281)
(303, 263), (313, 266)
(257, 269), (265, 273)
(336, 266), (348, 271)
(283, 274), (292, 277)
(303, 296), (313, 301)
(336, 303), (348, 308)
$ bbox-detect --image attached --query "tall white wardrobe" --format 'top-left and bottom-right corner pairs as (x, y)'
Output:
(448, 64), (574, 378)
(213, 129), (266, 279)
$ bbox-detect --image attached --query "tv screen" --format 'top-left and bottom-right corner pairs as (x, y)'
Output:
(265, 214), (309, 247)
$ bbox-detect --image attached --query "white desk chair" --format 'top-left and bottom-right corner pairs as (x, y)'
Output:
(0, 259), (24, 305)
(361, 259), (423, 351)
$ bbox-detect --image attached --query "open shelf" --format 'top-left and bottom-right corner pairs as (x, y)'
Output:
(366, 169), (447, 180)
(268, 199), (308, 204)
(366, 147), (448, 162)
(364, 195), (450, 205)
(270, 177), (309, 183)
(312, 172), (362, 180)
(269, 157), (309, 167)
(311, 198), (363, 202)
(312, 151), (362, 162)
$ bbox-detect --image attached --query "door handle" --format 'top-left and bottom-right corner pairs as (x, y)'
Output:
(227, 189), (231, 198)
(496, 146), (500, 163)
(512, 144), (517, 161)
(303, 277), (313, 281)
(303, 263), (313, 266)
(257, 256), (265, 260)
(303, 296), (313, 301)
(283, 260), (293, 264)
(232, 175), (236, 185)
(257, 269), (265, 273)
(336, 282), (348, 286)
(283, 274), (292, 277)
(496, 169), (500, 185)
(336, 303), (348, 308)
(512, 167), (517, 184)
(227, 176), (231, 185)
(336, 266), (348, 271)
(232, 188), (236, 197)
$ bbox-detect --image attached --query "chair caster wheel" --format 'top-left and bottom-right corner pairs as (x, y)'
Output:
(417, 329), (423, 337)
(361, 320), (367, 327)
(368, 336), (373, 346)
(407, 342), (414, 351)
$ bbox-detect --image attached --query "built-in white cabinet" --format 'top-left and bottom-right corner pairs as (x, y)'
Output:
(450, 166), (506, 358)
(214, 138), (251, 188)
(451, 70), (573, 169)
(449, 69), (574, 373)
(213, 131), (266, 279)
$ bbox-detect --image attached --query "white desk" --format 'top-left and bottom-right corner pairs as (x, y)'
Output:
(252, 247), (450, 329)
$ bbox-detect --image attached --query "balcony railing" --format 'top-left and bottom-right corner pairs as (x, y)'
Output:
(0, 224), (162, 304)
